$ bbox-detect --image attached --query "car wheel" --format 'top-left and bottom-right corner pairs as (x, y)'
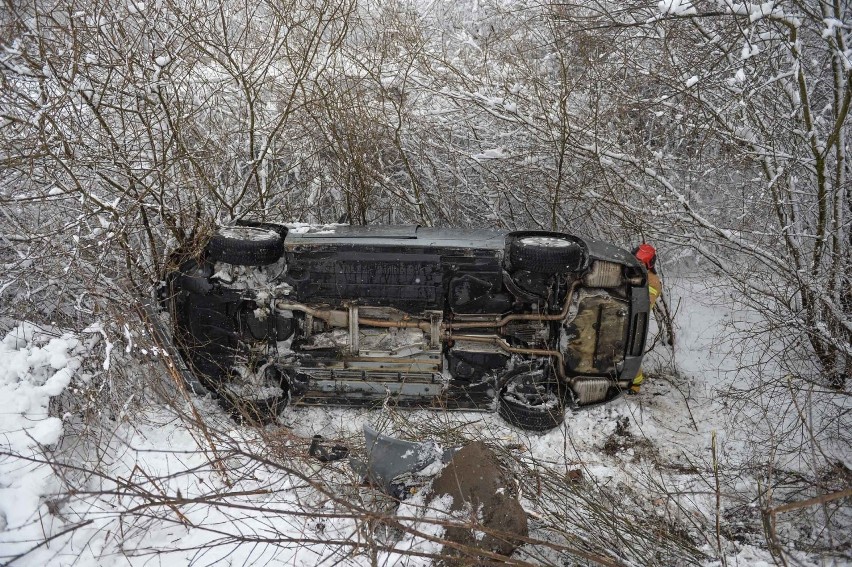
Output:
(208, 226), (285, 266)
(509, 235), (583, 273)
(497, 364), (565, 432)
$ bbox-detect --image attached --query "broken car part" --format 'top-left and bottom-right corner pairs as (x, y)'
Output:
(360, 425), (457, 497)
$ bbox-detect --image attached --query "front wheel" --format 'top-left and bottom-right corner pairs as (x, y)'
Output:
(497, 363), (565, 432)
(208, 226), (285, 266)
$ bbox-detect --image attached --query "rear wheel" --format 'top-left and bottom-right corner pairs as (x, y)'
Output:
(498, 363), (565, 432)
(509, 235), (584, 273)
(208, 226), (285, 266)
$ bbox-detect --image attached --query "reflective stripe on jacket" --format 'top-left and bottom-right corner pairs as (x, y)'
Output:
(647, 270), (662, 308)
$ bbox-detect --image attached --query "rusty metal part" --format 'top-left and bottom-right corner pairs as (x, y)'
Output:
(450, 334), (566, 379)
(446, 280), (580, 330)
(276, 299), (568, 378)
(571, 378), (612, 405)
(584, 260), (622, 288)
(276, 302), (348, 327)
(277, 301), (434, 332)
(358, 317), (433, 332)
(277, 281), (580, 334)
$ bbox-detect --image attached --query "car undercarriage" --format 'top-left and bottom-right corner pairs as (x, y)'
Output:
(165, 223), (650, 431)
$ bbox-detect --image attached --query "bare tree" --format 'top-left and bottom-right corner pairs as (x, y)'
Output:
(545, 0), (851, 389)
(1, 0), (354, 310)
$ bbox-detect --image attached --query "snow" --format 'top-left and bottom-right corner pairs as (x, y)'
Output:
(471, 147), (506, 160)
(392, 492), (453, 560)
(286, 222), (342, 234)
(0, 324), (82, 558)
(211, 257), (289, 294)
(822, 18), (844, 39)
(519, 235), (576, 248)
(127, 1), (145, 15)
(82, 321), (113, 370)
(741, 42), (760, 60)
(658, 0), (697, 16)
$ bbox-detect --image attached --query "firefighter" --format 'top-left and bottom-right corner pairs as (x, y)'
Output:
(631, 243), (662, 394)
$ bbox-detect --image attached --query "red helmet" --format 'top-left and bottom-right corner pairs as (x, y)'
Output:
(634, 243), (657, 271)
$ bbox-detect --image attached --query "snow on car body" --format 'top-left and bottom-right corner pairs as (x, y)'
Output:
(167, 223), (650, 430)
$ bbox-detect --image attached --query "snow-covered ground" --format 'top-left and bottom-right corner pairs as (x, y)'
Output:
(1, 276), (849, 566)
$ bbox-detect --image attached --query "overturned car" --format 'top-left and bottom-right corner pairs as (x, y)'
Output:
(165, 223), (650, 431)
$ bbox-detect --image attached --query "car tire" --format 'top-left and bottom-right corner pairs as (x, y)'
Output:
(497, 364), (565, 432)
(208, 226), (285, 266)
(509, 235), (583, 273)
